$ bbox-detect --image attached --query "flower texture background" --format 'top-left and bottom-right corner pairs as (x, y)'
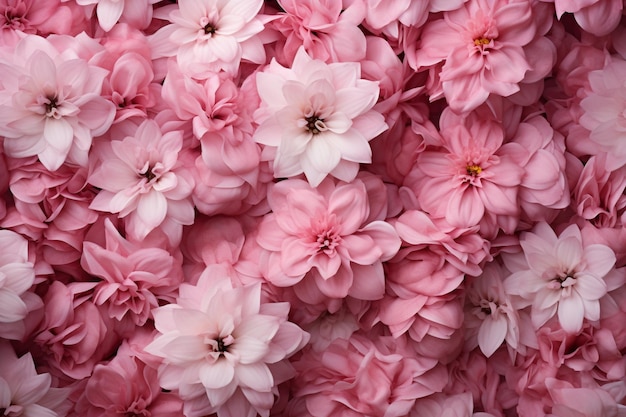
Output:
(0, 0), (626, 417)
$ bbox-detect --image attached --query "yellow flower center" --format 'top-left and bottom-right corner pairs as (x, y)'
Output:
(466, 164), (482, 176)
(473, 37), (491, 46)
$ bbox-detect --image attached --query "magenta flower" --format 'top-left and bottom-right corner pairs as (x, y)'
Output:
(88, 119), (195, 242)
(0, 35), (115, 171)
(256, 178), (400, 301)
(504, 222), (615, 334)
(254, 47), (387, 186)
(145, 274), (309, 417)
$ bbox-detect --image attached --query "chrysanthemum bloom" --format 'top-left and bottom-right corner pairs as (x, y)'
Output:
(503, 222), (616, 334)
(0, 229), (40, 339)
(88, 119), (195, 242)
(145, 274), (309, 417)
(0, 341), (70, 417)
(150, 0), (265, 77)
(254, 47), (387, 186)
(412, 0), (552, 113)
(0, 34), (115, 171)
(579, 56), (626, 171)
(256, 178), (400, 301)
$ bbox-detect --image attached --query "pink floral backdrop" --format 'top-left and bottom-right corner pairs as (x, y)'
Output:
(1, 0), (626, 416)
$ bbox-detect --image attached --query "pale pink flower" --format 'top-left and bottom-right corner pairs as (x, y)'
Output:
(0, 229), (42, 341)
(256, 178), (400, 301)
(0, 341), (70, 417)
(254, 47), (387, 186)
(75, 0), (158, 31)
(412, 0), (547, 112)
(150, 0), (265, 76)
(465, 262), (520, 358)
(579, 56), (626, 171)
(268, 0), (367, 64)
(546, 378), (626, 417)
(145, 274), (309, 417)
(411, 392), (497, 417)
(88, 118), (195, 242)
(0, 34), (115, 171)
(504, 222), (616, 334)
(81, 218), (183, 327)
(550, 0), (623, 36)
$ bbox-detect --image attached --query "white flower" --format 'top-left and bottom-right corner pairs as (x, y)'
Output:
(253, 47), (388, 186)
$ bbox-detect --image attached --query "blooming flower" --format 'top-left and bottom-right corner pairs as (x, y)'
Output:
(0, 34), (116, 171)
(256, 177), (400, 301)
(254, 46), (387, 186)
(150, 0), (265, 76)
(504, 222), (615, 334)
(145, 274), (309, 417)
(88, 118), (195, 242)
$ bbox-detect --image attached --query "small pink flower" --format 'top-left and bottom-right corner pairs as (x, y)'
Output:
(254, 47), (387, 186)
(88, 118), (195, 242)
(0, 0), (73, 46)
(0, 341), (70, 417)
(0, 34), (116, 171)
(504, 222), (615, 334)
(75, 0), (157, 31)
(145, 274), (309, 417)
(257, 178), (400, 301)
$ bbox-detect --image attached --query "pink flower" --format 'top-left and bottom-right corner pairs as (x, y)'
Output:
(254, 46), (387, 186)
(144, 274), (309, 417)
(268, 0), (367, 64)
(411, 392), (498, 417)
(0, 34), (115, 171)
(0, 0), (73, 46)
(75, 0), (157, 31)
(256, 178), (400, 301)
(74, 347), (184, 417)
(412, 0), (546, 112)
(550, 0), (623, 36)
(579, 56), (626, 171)
(408, 114), (524, 232)
(88, 118), (195, 242)
(0, 229), (36, 326)
(0, 341), (70, 417)
(81, 218), (183, 327)
(546, 378), (625, 417)
(465, 262), (520, 357)
(150, 0), (265, 76)
(504, 222), (616, 334)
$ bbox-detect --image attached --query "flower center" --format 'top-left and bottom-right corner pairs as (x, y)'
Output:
(203, 22), (216, 34)
(316, 228), (340, 254)
(208, 334), (234, 356)
(473, 37), (491, 46)
(305, 115), (326, 135)
(142, 166), (156, 181)
(466, 164), (482, 176)
(44, 95), (60, 118)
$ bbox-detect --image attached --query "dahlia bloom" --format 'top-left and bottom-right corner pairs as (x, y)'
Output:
(0, 34), (115, 171)
(145, 274), (309, 417)
(412, 0), (546, 112)
(254, 47), (387, 186)
(579, 56), (626, 171)
(75, 0), (157, 31)
(0, 229), (36, 325)
(256, 178), (400, 301)
(150, 0), (265, 76)
(550, 0), (623, 36)
(0, 341), (70, 417)
(504, 222), (616, 334)
(0, 0), (73, 46)
(88, 119), (195, 242)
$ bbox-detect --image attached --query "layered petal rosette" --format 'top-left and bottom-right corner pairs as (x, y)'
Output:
(254, 47), (387, 186)
(145, 274), (309, 417)
(256, 177), (400, 302)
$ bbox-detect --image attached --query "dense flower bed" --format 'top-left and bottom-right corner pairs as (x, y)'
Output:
(1, 0), (626, 416)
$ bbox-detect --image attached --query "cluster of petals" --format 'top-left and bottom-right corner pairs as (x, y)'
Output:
(145, 273), (309, 417)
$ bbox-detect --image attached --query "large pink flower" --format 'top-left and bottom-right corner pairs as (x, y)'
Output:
(150, 0), (265, 76)
(256, 178), (400, 301)
(254, 47), (387, 186)
(503, 222), (616, 334)
(145, 274), (309, 417)
(0, 34), (115, 171)
(88, 119), (195, 242)
(412, 0), (549, 112)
